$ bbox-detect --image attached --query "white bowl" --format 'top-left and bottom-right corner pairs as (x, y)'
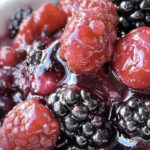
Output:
(0, 0), (60, 37)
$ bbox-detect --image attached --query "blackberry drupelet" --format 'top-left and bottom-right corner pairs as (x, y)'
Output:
(8, 7), (33, 38)
(111, 0), (150, 39)
(47, 88), (116, 149)
(26, 40), (65, 76)
(115, 97), (150, 140)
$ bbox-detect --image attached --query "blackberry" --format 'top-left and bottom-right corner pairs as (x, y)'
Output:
(111, 0), (150, 39)
(26, 42), (47, 74)
(27, 40), (65, 80)
(8, 7), (33, 38)
(115, 97), (150, 141)
(47, 88), (116, 149)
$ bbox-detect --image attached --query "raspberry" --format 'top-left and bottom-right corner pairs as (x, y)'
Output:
(13, 3), (66, 47)
(8, 7), (33, 39)
(47, 87), (116, 149)
(112, 26), (150, 89)
(60, 2), (118, 74)
(59, 0), (81, 17)
(115, 96), (150, 141)
(80, 0), (117, 14)
(0, 46), (25, 67)
(0, 99), (59, 150)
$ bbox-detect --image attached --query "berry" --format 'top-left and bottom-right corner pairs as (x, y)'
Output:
(0, 46), (25, 67)
(27, 42), (46, 73)
(47, 88), (116, 149)
(8, 7), (33, 38)
(0, 99), (59, 150)
(112, 26), (150, 89)
(32, 73), (57, 95)
(60, 1), (118, 74)
(115, 96), (150, 141)
(59, 0), (81, 17)
(27, 40), (65, 95)
(13, 3), (66, 47)
(111, 0), (150, 39)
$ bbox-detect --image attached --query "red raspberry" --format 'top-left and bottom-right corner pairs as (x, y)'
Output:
(80, 0), (117, 14)
(13, 3), (66, 48)
(59, 0), (117, 18)
(0, 99), (59, 150)
(32, 73), (57, 95)
(59, 0), (81, 17)
(0, 46), (25, 67)
(112, 27), (150, 89)
(60, 2), (118, 74)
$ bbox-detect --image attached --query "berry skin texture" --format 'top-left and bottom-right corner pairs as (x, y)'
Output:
(113, 26), (150, 89)
(115, 97), (150, 141)
(47, 88), (116, 149)
(32, 73), (57, 95)
(0, 99), (59, 150)
(59, 0), (81, 17)
(13, 3), (66, 47)
(0, 46), (25, 67)
(111, 0), (150, 39)
(60, 0), (118, 74)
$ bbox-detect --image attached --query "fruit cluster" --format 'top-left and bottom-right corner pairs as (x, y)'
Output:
(0, 0), (150, 150)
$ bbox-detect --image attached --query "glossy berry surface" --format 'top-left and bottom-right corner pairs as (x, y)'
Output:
(13, 3), (66, 47)
(59, 0), (81, 17)
(47, 88), (116, 149)
(60, 0), (118, 74)
(1, 0), (150, 149)
(113, 27), (150, 89)
(28, 40), (65, 95)
(111, 0), (150, 39)
(8, 7), (32, 39)
(115, 96), (150, 141)
(0, 99), (59, 150)
(0, 46), (25, 67)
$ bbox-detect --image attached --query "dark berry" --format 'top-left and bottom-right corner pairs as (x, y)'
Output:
(115, 97), (150, 140)
(27, 42), (45, 66)
(140, 0), (150, 11)
(120, 1), (133, 13)
(111, 0), (150, 39)
(9, 7), (33, 38)
(47, 88), (116, 149)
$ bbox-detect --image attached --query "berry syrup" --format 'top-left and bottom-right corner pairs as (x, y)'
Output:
(0, 32), (150, 150)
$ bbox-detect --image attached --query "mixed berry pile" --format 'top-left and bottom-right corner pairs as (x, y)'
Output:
(1, 0), (150, 149)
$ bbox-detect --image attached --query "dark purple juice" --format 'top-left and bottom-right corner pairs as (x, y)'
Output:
(0, 29), (150, 150)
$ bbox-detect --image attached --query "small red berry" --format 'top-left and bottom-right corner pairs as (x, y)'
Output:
(32, 73), (57, 95)
(0, 99), (59, 150)
(13, 3), (66, 47)
(0, 46), (25, 67)
(113, 27), (150, 89)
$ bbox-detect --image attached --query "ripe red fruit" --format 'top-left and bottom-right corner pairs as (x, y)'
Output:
(0, 46), (25, 67)
(13, 3), (66, 48)
(60, 4), (118, 74)
(59, 0), (81, 17)
(0, 99), (59, 150)
(32, 73), (57, 95)
(112, 27), (150, 89)
(80, 0), (117, 13)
